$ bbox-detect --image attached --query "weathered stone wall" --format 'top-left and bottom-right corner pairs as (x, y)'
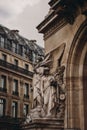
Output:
(43, 14), (87, 130)
(45, 14), (85, 57)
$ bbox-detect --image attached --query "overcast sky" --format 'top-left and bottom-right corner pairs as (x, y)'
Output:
(0, 0), (50, 47)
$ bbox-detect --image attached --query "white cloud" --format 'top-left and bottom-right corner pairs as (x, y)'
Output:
(0, 0), (40, 19)
(0, 0), (49, 47)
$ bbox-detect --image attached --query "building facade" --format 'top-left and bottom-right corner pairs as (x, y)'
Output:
(37, 0), (87, 130)
(0, 25), (44, 124)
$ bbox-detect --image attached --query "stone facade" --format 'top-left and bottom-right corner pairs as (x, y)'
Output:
(0, 25), (44, 129)
(37, 0), (87, 130)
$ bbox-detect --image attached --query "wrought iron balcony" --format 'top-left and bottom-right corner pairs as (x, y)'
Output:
(0, 87), (7, 93)
(0, 59), (33, 77)
(12, 91), (19, 96)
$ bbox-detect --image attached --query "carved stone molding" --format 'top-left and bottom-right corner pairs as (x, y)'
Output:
(44, 18), (67, 40)
(37, 0), (87, 38)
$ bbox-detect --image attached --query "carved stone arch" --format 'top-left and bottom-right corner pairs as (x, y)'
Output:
(66, 19), (87, 130)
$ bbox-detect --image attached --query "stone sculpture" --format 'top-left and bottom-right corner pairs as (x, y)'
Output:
(24, 44), (66, 123)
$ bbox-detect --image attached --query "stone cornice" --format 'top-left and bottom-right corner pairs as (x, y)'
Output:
(48, 0), (60, 7)
(37, 10), (57, 33)
(37, 0), (87, 35)
(44, 17), (67, 40)
(37, 14), (58, 33)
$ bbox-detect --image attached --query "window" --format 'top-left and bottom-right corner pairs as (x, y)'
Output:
(14, 59), (18, 66)
(25, 64), (28, 70)
(26, 49), (33, 61)
(1, 75), (6, 88)
(23, 47), (26, 58)
(29, 50), (33, 61)
(13, 42), (17, 53)
(0, 98), (5, 116)
(18, 45), (23, 56)
(6, 40), (12, 50)
(23, 104), (29, 116)
(24, 83), (29, 98)
(12, 101), (18, 118)
(2, 54), (7, 61)
(0, 36), (4, 48)
(13, 79), (18, 96)
(0, 75), (7, 92)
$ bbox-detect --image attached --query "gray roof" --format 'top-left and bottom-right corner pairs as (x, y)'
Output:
(0, 24), (44, 56)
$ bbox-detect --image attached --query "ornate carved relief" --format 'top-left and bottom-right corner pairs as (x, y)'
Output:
(24, 43), (66, 124)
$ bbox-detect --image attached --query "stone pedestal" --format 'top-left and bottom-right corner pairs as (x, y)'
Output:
(22, 118), (64, 130)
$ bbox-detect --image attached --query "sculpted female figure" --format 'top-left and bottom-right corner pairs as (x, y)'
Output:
(33, 66), (44, 108)
(32, 65), (58, 118)
(41, 68), (57, 117)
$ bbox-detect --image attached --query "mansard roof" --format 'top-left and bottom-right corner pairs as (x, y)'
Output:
(0, 24), (44, 56)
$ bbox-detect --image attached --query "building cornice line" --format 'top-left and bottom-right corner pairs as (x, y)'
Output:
(37, 14), (58, 33)
(44, 18), (67, 40)
(0, 67), (33, 80)
(0, 48), (33, 64)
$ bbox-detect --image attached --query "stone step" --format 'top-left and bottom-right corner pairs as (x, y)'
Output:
(21, 118), (64, 130)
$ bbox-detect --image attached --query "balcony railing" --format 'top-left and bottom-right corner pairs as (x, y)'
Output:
(12, 91), (19, 96)
(0, 59), (33, 77)
(0, 87), (7, 93)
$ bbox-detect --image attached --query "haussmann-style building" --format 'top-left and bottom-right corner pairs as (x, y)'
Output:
(0, 25), (44, 130)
